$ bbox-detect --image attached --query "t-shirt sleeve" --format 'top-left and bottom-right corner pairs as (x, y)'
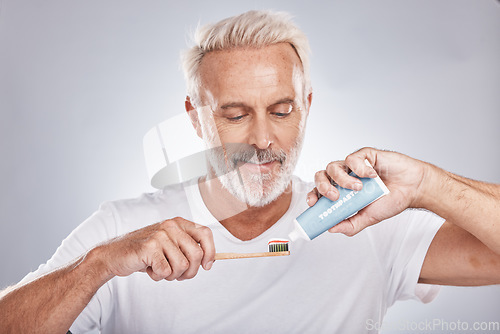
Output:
(18, 202), (119, 333)
(368, 209), (445, 306)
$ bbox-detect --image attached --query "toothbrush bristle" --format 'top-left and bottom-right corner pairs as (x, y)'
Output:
(268, 239), (290, 252)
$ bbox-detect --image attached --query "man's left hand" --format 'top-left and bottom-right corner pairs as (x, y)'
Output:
(307, 147), (431, 236)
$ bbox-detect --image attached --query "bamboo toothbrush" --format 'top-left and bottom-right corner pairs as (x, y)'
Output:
(214, 239), (290, 260)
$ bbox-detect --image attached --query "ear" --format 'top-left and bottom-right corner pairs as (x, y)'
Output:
(185, 96), (203, 139)
(306, 92), (313, 116)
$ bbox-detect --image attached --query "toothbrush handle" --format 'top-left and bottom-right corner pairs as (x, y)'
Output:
(215, 251), (290, 260)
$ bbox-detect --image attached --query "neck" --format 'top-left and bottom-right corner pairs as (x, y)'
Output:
(198, 175), (293, 241)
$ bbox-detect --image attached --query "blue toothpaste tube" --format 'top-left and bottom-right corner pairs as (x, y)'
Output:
(289, 160), (390, 241)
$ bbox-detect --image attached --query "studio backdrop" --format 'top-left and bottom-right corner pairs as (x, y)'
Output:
(1, 1), (499, 333)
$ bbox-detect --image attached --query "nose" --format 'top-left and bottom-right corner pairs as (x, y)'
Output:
(249, 115), (273, 150)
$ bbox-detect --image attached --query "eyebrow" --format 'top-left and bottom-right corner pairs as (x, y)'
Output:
(220, 97), (295, 110)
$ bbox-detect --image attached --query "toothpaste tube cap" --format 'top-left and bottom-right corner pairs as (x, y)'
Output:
(288, 219), (311, 241)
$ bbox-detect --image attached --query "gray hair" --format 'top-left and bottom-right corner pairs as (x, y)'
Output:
(181, 10), (312, 106)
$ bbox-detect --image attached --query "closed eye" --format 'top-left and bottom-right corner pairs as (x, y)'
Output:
(228, 115), (245, 121)
(273, 112), (290, 117)
(270, 102), (294, 118)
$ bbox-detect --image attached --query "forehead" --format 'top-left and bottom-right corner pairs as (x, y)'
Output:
(197, 43), (303, 105)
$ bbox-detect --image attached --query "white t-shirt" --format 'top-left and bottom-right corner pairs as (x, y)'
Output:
(20, 176), (444, 333)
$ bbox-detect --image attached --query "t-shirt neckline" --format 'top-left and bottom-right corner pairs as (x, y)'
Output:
(185, 176), (302, 245)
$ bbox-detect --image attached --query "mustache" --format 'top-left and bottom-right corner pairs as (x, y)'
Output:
(229, 147), (287, 166)
(207, 143), (286, 168)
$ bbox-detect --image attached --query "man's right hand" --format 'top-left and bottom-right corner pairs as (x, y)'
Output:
(97, 217), (216, 282)
(0, 217), (215, 333)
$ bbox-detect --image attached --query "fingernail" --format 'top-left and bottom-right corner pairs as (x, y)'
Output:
(205, 261), (213, 270)
(327, 191), (336, 199)
(353, 182), (362, 191)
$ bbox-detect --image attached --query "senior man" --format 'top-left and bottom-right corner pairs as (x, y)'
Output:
(1, 10), (499, 334)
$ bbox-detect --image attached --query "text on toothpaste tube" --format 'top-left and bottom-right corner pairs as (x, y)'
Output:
(318, 190), (359, 220)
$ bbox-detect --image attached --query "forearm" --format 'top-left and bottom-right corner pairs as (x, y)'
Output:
(418, 163), (500, 254)
(0, 247), (113, 333)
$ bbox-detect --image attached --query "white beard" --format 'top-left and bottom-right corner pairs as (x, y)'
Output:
(205, 134), (304, 207)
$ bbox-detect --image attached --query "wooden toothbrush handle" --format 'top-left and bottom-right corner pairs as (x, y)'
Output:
(214, 251), (290, 260)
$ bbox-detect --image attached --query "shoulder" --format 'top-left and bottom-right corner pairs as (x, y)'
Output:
(370, 209), (444, 234)
(364, 209), (445, 255)
(107, 181), (188, 212)
(98, 179), (195, 234)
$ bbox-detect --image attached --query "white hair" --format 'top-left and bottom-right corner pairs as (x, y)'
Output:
(181, 10), (312, 106)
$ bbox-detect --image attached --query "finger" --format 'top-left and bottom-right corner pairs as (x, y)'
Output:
(306, 188), (320, 206)
(185, 224), (216, 271)
(314, 170), (339, 201)
(148, 250), (172, 281)
(328, 220), (356, 236)
(328, 208), (379, 236)
(146, 267), (162, 281)
(160, 217), (212, 275)
(345, 148), (378, 178)
(161, 239), (190, 281)
(325, 161), (363, 191)
(176, 234), (205, 280)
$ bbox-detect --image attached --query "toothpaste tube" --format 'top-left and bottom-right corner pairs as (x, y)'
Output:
(289, 160), (390, 241)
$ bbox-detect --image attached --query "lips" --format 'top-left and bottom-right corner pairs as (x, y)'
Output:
(239, 160), (278, 173)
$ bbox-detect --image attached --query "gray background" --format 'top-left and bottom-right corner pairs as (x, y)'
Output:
(1, 0), (499, 333)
